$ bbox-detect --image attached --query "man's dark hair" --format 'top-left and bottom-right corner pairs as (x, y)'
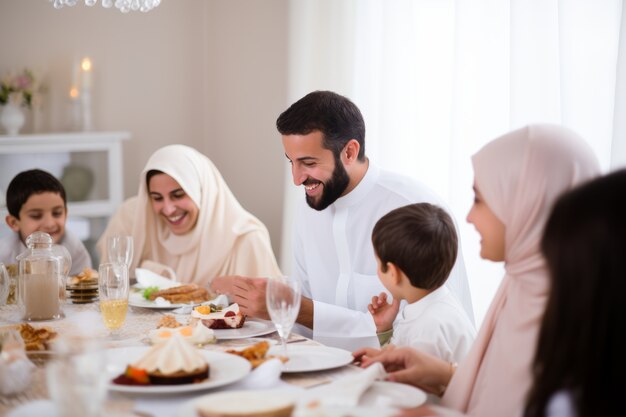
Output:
(6, 169), (67, 218)
(276, 90), (366, 161)
(372, 203), (458, 290)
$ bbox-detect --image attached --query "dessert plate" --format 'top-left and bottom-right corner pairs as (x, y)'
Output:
(177, 382), (426, 417)
(212, 318), (276, 340)
(269, 345), (353, 373)
(106, 346), (251, 394)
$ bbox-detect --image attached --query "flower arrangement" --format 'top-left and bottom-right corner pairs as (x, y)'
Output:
(0, 69), (38, 109)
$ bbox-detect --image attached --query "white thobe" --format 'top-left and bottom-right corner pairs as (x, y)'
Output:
(391, 286), (476, 363)
(0, 230), (92, 276)
(292, 163), (474, 350)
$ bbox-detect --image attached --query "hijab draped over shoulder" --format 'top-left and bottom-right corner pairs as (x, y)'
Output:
(98, 145), (281, 285)
(441, 125), (600, 417)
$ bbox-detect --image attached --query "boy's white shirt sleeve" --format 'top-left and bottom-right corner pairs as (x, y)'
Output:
(391, 286), (476, 364)
(60, 230), (93, 275)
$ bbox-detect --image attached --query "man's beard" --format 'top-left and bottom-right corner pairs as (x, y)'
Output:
(305, 155), (350, 211)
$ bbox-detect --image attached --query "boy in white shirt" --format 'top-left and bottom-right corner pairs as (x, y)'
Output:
(0, 169), (92, 275)
(365, 203), (475, 365)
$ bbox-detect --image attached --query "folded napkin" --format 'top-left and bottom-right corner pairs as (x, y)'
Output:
(228, 358), (292, 391)
(303, 362), (387, 407)
(135, 268), (179, 289)
(171, 294), (230, 315)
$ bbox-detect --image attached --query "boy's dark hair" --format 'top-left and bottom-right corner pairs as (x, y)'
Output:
(372, 203), (458, 290)
(276, 90), (366, 161)
(6, 169), (67, 218)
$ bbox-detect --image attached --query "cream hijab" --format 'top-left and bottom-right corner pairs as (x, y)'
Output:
(99, 144), (279, 284)
(441, 125), (600, 417)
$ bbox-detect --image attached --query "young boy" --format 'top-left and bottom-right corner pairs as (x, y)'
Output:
(368, 203), (475, 364)
(0, 169), (92, 275)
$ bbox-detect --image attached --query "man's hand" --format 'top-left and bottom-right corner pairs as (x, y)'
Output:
(210, 275), (235, 297)
(210, 276), (314, 328)
(231, 276), (271, 320)
(368, 292), (400, 333)
(210, 276), (270, 319)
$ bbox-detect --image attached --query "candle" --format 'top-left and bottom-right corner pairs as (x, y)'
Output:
(80, 57), (92, 92)
(69, 86), (79, 99)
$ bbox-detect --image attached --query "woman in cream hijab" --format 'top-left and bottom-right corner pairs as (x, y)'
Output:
(98, 145), (281, 285)
(359, 124), (600, 417)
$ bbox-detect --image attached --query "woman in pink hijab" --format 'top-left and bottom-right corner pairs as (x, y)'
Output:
(360, 124), (600, 417)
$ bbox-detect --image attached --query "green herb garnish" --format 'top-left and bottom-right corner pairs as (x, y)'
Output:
(143, 286), (160, 300)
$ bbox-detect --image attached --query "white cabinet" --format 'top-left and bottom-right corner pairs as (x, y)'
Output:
(0, 131), (130, 262)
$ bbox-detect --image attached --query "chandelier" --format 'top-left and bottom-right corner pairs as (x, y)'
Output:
(50, 0), (161, 13)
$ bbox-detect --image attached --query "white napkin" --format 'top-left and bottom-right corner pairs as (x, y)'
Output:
(6, 400), (57, 417)
(228, 358), (292, 390)
(303, 362), (387, 407)
(135, 268), (179, 289)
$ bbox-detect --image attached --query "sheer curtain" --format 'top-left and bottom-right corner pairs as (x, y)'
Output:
(281, 0), (625, 325)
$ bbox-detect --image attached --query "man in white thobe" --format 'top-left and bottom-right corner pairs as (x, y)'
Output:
(212, 91), (473, 351)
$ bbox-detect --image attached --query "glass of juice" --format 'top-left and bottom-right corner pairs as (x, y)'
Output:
(98, 262), (129, 338)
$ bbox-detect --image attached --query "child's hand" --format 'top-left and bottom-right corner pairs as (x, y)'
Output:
(368, 292), (400, 333)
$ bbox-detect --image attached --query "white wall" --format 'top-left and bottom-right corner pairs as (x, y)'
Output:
(0, 0), (288, 261)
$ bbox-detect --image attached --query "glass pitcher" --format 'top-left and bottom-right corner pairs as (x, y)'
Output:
(0, 263), (9, 306)
(16, 231), (72, 321)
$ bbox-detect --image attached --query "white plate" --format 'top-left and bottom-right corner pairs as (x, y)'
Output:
(270, 345), (353, 373)
(128, 297), (199, 310)
(128, 291), (202, 310)
(176, 383), (425, 417)
(177, 390), (298, 417)
(361, 380), (427, 408)
(106, 346), (251, 394)
(212, 318), (276, 340)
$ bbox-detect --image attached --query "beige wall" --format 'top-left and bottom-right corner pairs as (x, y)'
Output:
(0, 0), (288, 262)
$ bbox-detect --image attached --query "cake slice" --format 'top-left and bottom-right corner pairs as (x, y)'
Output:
(191, 303), (246, 329)
(115, 333), (209, 385)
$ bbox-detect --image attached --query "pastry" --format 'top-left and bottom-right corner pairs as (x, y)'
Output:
(17, 323), (57, 351)
(113, 333), (209, 385)
(225, 341), (288, 369)
(148, 284), (210, 304)
(191, 303), (246, 329)
(149, 321), (216, 345)
(195, 391), (295, 417)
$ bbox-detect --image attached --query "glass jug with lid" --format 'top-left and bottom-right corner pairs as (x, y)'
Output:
(16, 231), (72, 321)
(0, 263), (9, 306)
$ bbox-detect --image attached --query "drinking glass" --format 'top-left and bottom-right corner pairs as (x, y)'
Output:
(266, 276), (301, 357)
(47, 335), (107, 417)
(107, 235), (133, 267)
(98, 262), (129, 338)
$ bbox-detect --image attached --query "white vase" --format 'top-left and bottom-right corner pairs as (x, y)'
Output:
(0, 103), (26, 135)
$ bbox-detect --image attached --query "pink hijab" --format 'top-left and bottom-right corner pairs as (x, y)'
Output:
(441, 125), (600, 417)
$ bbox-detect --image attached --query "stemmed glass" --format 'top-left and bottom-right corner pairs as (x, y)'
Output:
(46, 335), (107, 417)
(98, 262), (129, 339)
(107, 235), (133, 267)
(266, 276), (301, 358)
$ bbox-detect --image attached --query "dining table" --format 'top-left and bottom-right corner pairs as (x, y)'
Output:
(0, 298), (426, 417)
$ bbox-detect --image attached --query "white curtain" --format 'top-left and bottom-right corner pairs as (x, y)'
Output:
(281, 0), (625, 325)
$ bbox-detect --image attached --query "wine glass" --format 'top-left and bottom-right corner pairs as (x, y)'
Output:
(47, 335), (107, 417)
(107, 235), (133, 267)
(266, 276), (301, 357)
(98, 262), (129, 339)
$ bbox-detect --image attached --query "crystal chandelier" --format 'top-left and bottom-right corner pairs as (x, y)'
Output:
(51, 0), (161, 13)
